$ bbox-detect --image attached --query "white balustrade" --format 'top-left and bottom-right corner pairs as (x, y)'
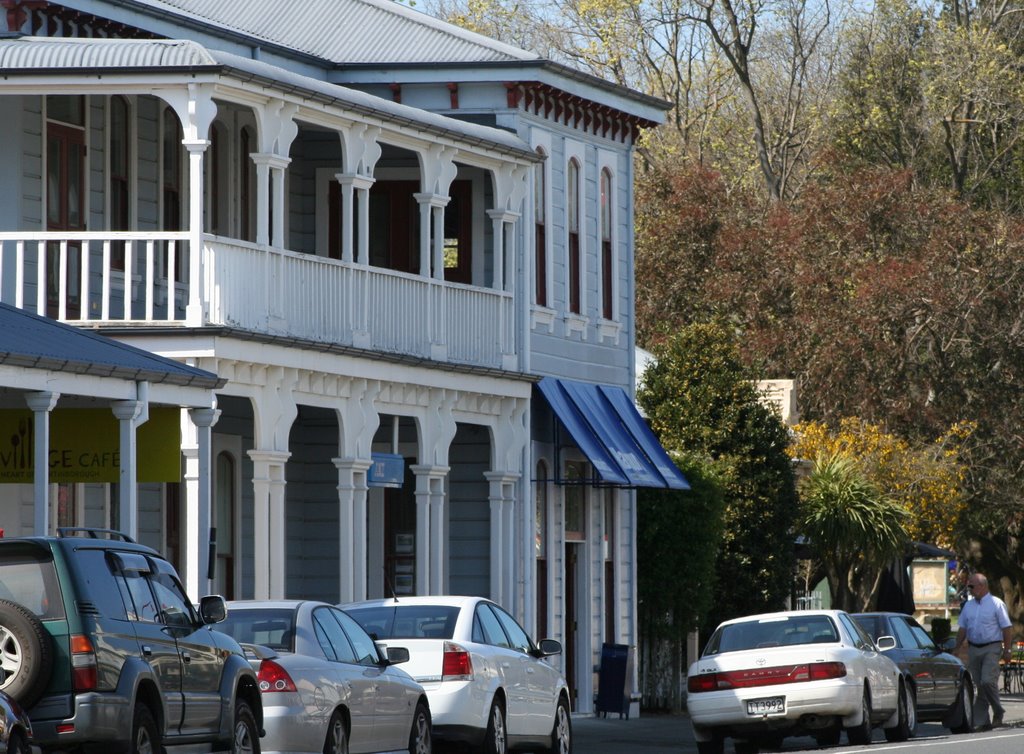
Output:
(0, 231), (189, 322)
(0, 232), (515, 369)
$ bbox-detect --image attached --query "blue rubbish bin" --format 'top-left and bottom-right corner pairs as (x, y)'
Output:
(595, 642), (635, 719)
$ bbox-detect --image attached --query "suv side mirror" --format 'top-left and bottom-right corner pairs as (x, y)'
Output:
(199, 595), (227, 625)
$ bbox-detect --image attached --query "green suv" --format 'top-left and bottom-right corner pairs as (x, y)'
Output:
(0, 528), (263, 754)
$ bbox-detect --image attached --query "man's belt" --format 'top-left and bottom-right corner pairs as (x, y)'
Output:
(969, 640), (1002, 648)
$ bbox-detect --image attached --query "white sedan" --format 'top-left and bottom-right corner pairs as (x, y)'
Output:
(687, 610), (905, 754)
(213, 600), (432, 754)
(343, 596), (571, 754)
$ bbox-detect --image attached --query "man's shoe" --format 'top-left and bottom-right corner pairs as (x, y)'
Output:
(993, 714), (1005, 727)
(977, 722), (993, 732)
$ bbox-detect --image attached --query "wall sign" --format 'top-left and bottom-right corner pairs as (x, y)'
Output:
(0, 407), (181, 483)
(368, 453), (404, 488)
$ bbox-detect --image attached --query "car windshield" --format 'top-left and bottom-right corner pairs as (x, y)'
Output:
(704, 615), (840, 655)
(347, 604), (460, 639)
(214, 608), (297, 652)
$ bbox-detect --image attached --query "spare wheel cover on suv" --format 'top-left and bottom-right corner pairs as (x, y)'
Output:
(0, 599), (54, 708)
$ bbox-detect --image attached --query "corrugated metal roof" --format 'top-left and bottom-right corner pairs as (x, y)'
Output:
(0, 35), (217, 69)
(0, 303), (223, 389)
(118, 0), (539, 64)
(0, 37), (537, 160)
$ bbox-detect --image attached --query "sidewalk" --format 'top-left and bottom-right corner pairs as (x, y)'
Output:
(573, 712), (694, 753)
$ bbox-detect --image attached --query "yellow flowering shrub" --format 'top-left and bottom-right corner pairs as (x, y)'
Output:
(789, 418), (972, 549)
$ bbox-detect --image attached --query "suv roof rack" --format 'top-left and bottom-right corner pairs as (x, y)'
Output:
(56, 527), (136, 543)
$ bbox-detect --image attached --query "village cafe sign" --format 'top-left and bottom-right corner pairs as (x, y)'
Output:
(0, 407), (181, 483)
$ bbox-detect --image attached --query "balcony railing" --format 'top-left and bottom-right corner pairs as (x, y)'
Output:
(0, 232), (517, 371)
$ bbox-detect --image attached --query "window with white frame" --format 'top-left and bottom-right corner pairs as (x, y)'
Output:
(534, 148), (548, 307)
(109, 95), (131, 271)
(567, 158), (581, 315)
(600, 167), (614, 320)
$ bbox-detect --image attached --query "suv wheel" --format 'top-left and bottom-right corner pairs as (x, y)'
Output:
(131, 703), (159, 754)
(232, 699), (260, 754)
(0, 599), (53, 708)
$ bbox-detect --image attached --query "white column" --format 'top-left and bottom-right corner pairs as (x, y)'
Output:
(502, 478), (516, 608)
(432, 205), (445, 280)
(428, 470), (448, 594)
(271, 159), (290, 249)
(248, 450), (290, 599)
(335, 174), (356, 263)
(412, 465), (433, 595)
(414, 194), (433, 277)
(355, 178), (374, 265)
(486, 471), (518, 605)
(487, 475), (504, 604)
(488, 211), (506, 291)
(26, 391), (58, 536)
(190, 407), (218, 598)
(334, 458), (373, 603)
(183, 139), (209, 326)
(112, 400), (145, 541)
(352, 460), (371, 601)
(252, 156), (272, 246)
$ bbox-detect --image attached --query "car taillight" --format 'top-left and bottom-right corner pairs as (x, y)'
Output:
(687, 662), (847, 693)
(70, 634), (97, 692)
(258, 659), (297, 692)
(441, 641), (472, 681)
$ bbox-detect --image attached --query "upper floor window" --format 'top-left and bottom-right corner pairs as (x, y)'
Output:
(534, 150), (547, 307)
(600, 168), (613, 320)
(567, 159), (581, 314)
(162, 108), (182, 233)
(109, 96), (131, 271)
(240, 127), (255, 242)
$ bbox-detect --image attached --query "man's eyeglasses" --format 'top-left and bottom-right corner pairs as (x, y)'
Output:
(967, 584), (977, 589)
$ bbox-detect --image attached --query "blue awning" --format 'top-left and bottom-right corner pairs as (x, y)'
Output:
(536, 377), (690, 490)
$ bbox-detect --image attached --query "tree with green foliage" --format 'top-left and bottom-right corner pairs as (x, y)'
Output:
(637, 323), (798, 634)
(637, 454), (725, 709)
(797, 452), (910, 611)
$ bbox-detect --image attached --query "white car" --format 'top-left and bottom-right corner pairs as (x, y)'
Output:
(344, 596), (572, 754)
(686, 610), (905, 754)
(213, 600), (432, 754)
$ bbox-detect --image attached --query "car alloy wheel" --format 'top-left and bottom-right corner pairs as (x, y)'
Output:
(484, 698), (507, 754)
(131, 703), (159, 754)
(408, 702), (431, 754)
(548, 698), (572, 754)
(325, 711), (348, 754)
(232, 700), (259, 754)
(846, 691), (872, 745)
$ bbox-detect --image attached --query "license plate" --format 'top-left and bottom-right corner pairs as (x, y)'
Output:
(746, 696), (785, 715)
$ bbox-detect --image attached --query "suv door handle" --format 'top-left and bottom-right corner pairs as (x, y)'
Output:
(181, 651), (192, 663)
(142, 645), (153, 657)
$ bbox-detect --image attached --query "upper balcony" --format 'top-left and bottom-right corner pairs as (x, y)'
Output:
(0, 230), (518, 371)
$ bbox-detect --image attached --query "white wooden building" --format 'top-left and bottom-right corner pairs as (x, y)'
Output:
(0, 0), (682, 713)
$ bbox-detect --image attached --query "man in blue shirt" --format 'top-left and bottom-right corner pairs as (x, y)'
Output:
(953, 573), (1014, 730)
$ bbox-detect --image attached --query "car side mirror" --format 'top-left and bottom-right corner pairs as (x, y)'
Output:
(535, 638), (562, 657)
(199, 594), (227, 625)
(385, 646), (410, 665)
(876, 635), (897, 651)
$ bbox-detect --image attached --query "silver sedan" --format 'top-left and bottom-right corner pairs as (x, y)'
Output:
(214, 600), (431, 754)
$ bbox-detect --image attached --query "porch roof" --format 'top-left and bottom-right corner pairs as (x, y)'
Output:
(0, 303), (224, 391)
(0, 36), (538, 161)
